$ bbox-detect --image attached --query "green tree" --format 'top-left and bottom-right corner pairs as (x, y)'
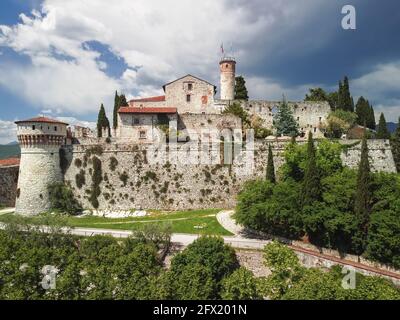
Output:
(113, 91), (120, 130)
(390, 117), (400, 172)
(97, 103), (111, 138)
(353, 133), (371, 253)
(169, 236), (239, 298)
(304, 88), (329, 102)
(336, 77), (353, 112)
(222, 102), (250, 126)
(234, 76), (249, 100)
(48, 183), (82, 215)
(300, 132), (321, 207)
(273, 97), (299, 137)
(376, 113), (390, 139)
(266, 144), (276, 183)
(220, 267), (261, 300)
(367, 104), (376, 130)
(119, 94), (128, 107)
(168, 263), (216, 300)
(259, 242), (305, 300)
(355, 96), (370, 127)
(323, 110), (357, 138)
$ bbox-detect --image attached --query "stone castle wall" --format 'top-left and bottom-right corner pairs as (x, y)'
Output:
(0, 165), (19, 207)
(15, 146), (64, 215)
(63, 139), (396, 211)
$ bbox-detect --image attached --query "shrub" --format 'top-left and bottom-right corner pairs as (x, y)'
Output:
(74, 158), (82, 168)
(119, 171), (129, 186)
(109, 157), (118, 171)
(220, 267), (261, 300)
(89, 156), (102, 209)
(169, 236), (239, 299)
(75, 169), (86, 189)
(48, 183), (82, 214)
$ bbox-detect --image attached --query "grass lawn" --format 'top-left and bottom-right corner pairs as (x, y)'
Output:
(0, 208), (233, 236)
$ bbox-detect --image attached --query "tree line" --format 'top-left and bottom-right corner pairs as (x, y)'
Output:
(235, 132), (400, 268)
(0, 219), (398, 300)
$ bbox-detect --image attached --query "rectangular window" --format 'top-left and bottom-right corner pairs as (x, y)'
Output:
(314, 127), (317, 133)
(32, 125), (35, 130)
(186, 94), (191, 102)
(139, 130), (146, 139)
(188, 83), (193, 91)
(54, 126), (57, 131)
(134, 118), (140, 124)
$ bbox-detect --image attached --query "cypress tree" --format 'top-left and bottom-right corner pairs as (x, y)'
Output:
(342, 76), (353, 111)
(234, 76), (249, 100)
(376, 113), (390, 139)
(367, 105), (376, 130)
(337, 80), (344, 110)
(300, 132), (321, 207)
(119, 94), (128, 107)
(390, 117), (400, 172)
(97, 104), (110, 138)
(353, 131), (371, 253)
(355, 96), (369, 126)
(266, 144), (276, 183)
(113, 91), (120, 130)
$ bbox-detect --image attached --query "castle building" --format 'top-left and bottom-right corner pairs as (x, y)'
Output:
(14, 57), (334, 215)
(14, 117), (68, 215)
(115, 57), (330, 142)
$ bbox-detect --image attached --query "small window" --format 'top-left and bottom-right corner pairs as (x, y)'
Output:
(188, 83), (193, 91)
(32, 125), (35, 130)
(319, 117), (322, 122)
(186, 94), (191, 103)
(297, 117), (300, 121)
(134, 118), (140, 124)
(139, 131), (146, 139)
(54, 126), (57, 131)
(314, 127), (317, 133)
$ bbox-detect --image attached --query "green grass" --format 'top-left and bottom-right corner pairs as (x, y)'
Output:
(0, 208), (233, 236)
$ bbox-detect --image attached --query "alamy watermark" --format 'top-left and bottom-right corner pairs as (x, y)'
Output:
(342, 5), (356, 30)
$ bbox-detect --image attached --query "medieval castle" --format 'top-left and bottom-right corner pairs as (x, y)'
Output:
(13, 57), (396, 215)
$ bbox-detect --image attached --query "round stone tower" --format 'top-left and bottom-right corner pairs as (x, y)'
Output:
(219, 57), (236, 100)
(15, 117), (68, 215)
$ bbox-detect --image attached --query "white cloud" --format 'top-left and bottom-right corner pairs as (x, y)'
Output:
(352, 61), (400, 122)
(0, 0), (398, 124)
(0, 120), (17, 144)
(0, 0), (336, 116)
(246, 76), (322, 102)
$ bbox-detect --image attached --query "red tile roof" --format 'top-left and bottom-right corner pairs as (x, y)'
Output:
(118, 107), (177, 114)
(0, 157), (20, 167)
(129, 95), (166, 103)
(15, 117), (69, 125)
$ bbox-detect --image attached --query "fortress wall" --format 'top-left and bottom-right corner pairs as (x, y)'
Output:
(340, 139), (397, 173)
(63, 139), (396, 211)
(0, 165), (19, 207)
(15, 146), (64, 215)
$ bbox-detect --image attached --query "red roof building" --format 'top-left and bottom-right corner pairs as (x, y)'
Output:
(118, 107), (177, 114)
(129, 96), (166, 103)
(0, 157), (20, 167)
(15, 116), (69, 125)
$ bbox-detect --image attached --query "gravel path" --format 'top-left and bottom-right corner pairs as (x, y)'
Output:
(216, 210), (244, 237)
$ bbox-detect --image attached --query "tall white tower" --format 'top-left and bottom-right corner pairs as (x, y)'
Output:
(219, 57), (236, 100)
(15, 117), (68, 215)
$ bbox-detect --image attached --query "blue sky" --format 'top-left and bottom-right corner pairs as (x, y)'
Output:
(0, 0), (399, 143)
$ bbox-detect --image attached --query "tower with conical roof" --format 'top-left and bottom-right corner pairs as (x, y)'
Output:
(14, 116), (68, 215)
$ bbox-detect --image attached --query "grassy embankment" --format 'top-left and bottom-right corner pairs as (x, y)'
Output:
(0, 208), (233, 236)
